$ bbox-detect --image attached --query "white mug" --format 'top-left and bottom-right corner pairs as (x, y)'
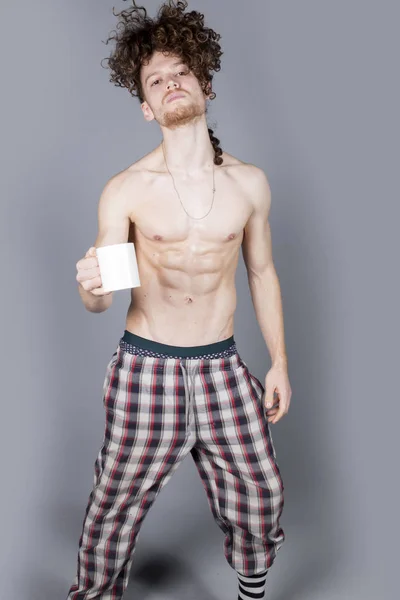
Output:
(96, 242), (141, 293)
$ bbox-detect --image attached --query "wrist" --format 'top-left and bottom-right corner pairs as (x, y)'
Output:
(271, 356), (288, 369)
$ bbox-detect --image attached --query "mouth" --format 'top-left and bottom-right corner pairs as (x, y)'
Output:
(166, 92), (186, 103)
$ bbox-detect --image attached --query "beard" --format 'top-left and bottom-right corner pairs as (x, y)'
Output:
(158, 97), (205, 129)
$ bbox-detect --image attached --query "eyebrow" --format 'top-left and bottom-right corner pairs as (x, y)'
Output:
(144, 61), (186, 85)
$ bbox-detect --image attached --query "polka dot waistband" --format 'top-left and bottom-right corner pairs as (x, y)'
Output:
(118, 338), (238, 360)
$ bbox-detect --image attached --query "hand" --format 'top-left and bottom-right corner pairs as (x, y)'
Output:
(75, 247), (113, 297)
(264, 363), (292, 424)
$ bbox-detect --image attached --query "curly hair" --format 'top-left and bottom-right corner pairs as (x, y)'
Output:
(102, 0), (224, 165)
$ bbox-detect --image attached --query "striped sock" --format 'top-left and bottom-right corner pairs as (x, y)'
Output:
(237, 569), (268, 599)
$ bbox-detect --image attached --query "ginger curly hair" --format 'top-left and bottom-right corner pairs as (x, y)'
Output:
(102, 0), (224, 165)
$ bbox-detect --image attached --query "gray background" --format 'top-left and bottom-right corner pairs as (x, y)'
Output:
(1, 1), (398, 599)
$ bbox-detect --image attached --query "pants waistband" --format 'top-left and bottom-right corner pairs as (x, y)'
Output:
(119, 330), (237, 359)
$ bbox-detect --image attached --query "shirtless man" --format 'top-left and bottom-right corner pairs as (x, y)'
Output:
(68, 2), (291, 599)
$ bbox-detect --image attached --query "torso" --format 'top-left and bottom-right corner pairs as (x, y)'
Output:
(122, 145), (257, 346)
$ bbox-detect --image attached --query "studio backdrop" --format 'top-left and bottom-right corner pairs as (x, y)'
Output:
(0, 1), (398, 599)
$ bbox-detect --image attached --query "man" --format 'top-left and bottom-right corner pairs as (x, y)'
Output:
(69, 2), (292, 599)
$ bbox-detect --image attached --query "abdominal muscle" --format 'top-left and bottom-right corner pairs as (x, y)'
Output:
(124, 227), (241, 346)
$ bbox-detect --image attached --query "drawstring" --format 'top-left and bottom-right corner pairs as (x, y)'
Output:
(180, 363), (199, 428)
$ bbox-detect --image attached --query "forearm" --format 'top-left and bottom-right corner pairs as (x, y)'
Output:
(78, 283), (113, 313)
(248, 266), (288, 367)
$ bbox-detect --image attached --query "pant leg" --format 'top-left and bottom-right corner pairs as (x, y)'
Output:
(191, 357), (285, 576)
(66, 347), (192, 600)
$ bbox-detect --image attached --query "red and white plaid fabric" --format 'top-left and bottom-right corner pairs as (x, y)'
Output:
(66, 341), (285, 599)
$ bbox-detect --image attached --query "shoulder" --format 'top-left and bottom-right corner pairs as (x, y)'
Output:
(100, 151), (157, 212)
(104, 152), (154, 190)
(220, 152), (271, 212)
(220, 151), (270, 185)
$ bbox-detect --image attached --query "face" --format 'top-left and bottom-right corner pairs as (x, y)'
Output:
(140, 51), (211, 129)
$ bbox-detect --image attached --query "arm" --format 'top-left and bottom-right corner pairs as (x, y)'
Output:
(241, 167), (287, 367)
(78, 173), (131, 313)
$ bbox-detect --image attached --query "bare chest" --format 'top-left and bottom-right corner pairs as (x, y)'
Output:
(128, 178), (252, 250)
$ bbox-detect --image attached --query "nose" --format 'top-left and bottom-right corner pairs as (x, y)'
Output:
(166, 78), (180, 91)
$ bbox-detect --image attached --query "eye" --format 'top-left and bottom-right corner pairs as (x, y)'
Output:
(151, 79), (160, 86)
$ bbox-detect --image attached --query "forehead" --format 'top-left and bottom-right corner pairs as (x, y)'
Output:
(141, 51), (185, 76)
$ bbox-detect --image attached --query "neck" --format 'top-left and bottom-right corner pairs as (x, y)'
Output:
(160, 117), (214, 175)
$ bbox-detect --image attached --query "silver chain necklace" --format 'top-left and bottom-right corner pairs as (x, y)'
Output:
(161, 140), (215, 220)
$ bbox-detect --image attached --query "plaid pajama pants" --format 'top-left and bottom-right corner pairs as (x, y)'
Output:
(66, 330), (285, 600)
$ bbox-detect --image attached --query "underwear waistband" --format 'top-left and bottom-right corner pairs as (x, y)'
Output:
(119, 330), (237, 359)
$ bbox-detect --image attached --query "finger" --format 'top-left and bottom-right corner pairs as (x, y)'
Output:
(81, 248), (98, 265)
(76, 267), (100, 283)
(77, 257), (98, 272)
(264, 390), (275, 409)
(265, 399), (275, 409)
(90, 286), (111, 296)
(266, 400), (280, 410)
(264, 400), (279, 412)
(270, 406), (286, 424)
(85, 257), (99, 269)
(87, 275), (111, 296)
(80, 275), (102, 291)
(267, 411), (279, 422)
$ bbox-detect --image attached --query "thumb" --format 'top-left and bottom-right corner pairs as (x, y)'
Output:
(264, 387), (275, 409)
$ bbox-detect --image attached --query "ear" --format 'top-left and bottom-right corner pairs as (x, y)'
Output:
(141, 101), (155, 122)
